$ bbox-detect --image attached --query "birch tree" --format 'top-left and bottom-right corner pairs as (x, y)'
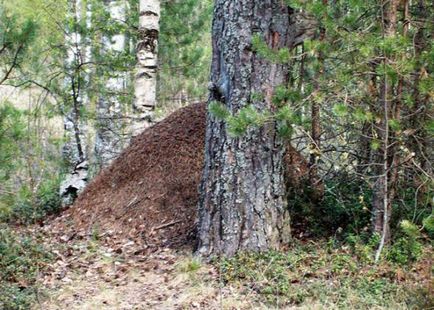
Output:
(60, 0), (91, 205)
(131, 0), (160, 135)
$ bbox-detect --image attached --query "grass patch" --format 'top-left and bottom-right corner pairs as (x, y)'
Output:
(217, 240), (433, 309)
(177, 256), (202, 273)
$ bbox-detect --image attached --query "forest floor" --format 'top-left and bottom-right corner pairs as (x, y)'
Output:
(30, 221), (432, 310)
(32, 229), (264, 310)
(22, 103), (432, 309)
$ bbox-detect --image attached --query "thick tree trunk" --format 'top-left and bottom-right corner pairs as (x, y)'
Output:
(197, 0), (294, 257)
(132, 0), (160, 136)
(372, 0), (398, 248)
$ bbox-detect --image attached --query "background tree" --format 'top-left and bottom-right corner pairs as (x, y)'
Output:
(286, 0), (433, 251)
(0, 8), (37, 85)
(157, 0), (212, 113)
(94, 0), (131, 168)
(60, 0), (92, 205)
(131, 0), (159, 135)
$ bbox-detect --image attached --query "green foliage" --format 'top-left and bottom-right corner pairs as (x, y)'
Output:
(209, 102), (274, 137)
(370, 139), (381, 151)
(332, 103), (348, 117)
(0, 104), (25, 180)
(252, 34), (291, 63)
(226, 106), (271, 137)
(0, 226), (52, 310)
(209, 100), (301, 138)
(272, 86), (302, 106)
(346, 233), (380, 264)
(352, 107), (373, 122)
(0, 7), (38, 84)
(208, 101), (230, 120)
(387, 220), (423, 265)
(422, 214), (434, 238)
(0, 176), (62, 224)
(158, 0), (212, 108)
(289, 176), (372, 238)
(0, 102), (62, 224)
(178, 257), (202, 273)
(217, 242), (430, 308)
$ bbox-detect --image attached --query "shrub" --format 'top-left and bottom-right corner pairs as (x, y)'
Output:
(289, 175), (372, 238)
(0, 176), (62, 224)
(0, 226), (52, 309)
(422, 213), (434, 239)
(387, 220), (423, 265)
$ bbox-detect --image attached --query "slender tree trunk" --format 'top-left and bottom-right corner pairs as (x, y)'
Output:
(60, 0), (90, 206)
(197, 0), (294, 257)
(308, 0), (327, 202)
(388, 0), (409, 213)
(358, 59), (379, 175)
(132, 0), (160, 136)
(410, 0), (432, 177)
(372, 0), (398, 254)
(94, 0), (128, 168)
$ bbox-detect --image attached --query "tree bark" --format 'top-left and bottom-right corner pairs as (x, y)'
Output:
(197, 0), (294, 257)
(372, 0), (398, 248)
(308, 0), (327, 203)
(60, 0), (90, 206)
(132, 0), (160, 136)
(410, 0), (432, 177)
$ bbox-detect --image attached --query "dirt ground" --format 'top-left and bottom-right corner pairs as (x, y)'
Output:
(33, 234), (268, 310)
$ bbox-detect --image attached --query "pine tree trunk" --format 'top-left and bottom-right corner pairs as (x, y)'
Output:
(197, 0), (294, 257)
(132, 0), (160, 136)
(372, 0), (398, 245)
(411, 0), (432, 177)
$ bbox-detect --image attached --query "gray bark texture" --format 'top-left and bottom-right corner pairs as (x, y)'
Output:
(197, 0), (295, 257)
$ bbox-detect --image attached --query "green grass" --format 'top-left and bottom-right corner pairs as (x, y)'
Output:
(217, 240), (433, 309)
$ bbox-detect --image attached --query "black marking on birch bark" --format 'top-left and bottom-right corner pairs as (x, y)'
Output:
(136, 71), (153, 79)
(137, 29), (159, 53)
(140, 11), (158, 17)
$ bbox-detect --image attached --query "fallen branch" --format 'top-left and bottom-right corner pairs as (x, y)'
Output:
(154, 220), (182, 230)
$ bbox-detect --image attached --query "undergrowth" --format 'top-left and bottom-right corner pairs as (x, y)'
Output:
(217, 240), (433, 309)
(0, 176), (62, 225)
(0, 225), (52, 310)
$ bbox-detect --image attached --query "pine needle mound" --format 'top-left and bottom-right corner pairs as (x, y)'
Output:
(48, 103), (309, 251)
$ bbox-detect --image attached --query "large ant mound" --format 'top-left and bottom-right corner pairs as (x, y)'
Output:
(49, 103), (310, 251)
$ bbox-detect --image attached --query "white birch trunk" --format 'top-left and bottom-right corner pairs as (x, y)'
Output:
(60, 0), (90, 205)
(131, 0), (160, 136)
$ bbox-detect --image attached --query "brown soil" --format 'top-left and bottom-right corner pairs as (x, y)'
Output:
(48, 103), (309, 251)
